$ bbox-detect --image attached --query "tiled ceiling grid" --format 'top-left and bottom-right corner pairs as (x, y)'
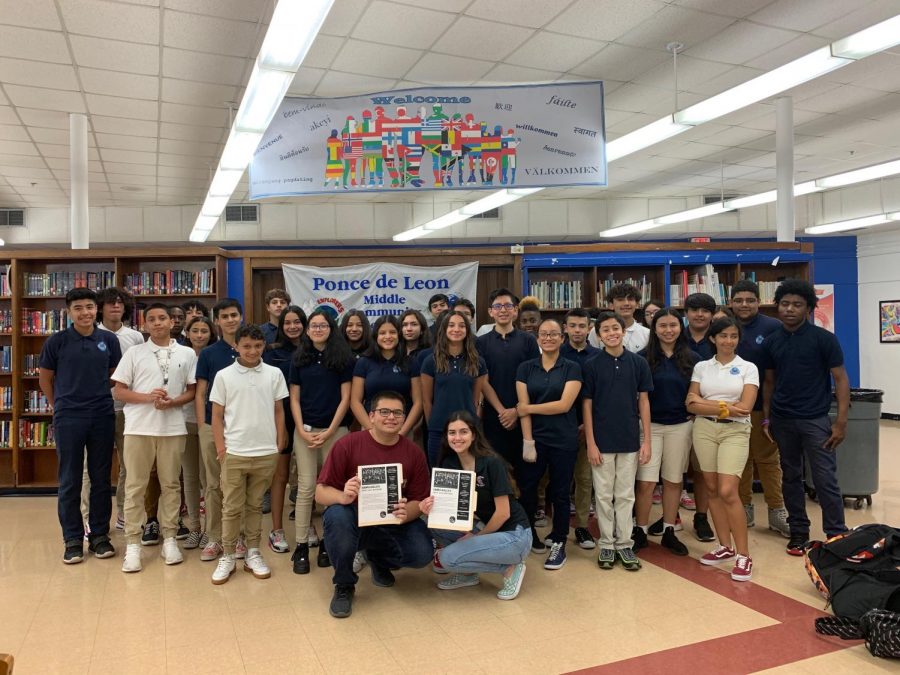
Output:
(1, 0), (900, 213)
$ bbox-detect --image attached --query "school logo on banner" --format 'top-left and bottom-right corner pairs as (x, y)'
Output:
(250, 82), (605, 198)
(282, 261), (479, 321)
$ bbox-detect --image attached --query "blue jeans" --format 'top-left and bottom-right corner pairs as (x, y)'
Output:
(432, 525), (531, 574)
(770, 415), (847, 538)
(55, 414), (115, 544)
(322, 503), (433, 586)
(517, 441), (578, 543)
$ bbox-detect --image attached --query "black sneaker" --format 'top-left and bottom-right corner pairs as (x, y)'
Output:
(88, 536), (115, 559)
(786, 534), (809, 557)
(63, 541), (84, 564)
(649, 514), (682, 535)
(292, 544), (310, 574)
(175, 521), (190, 540)
(142, 519), (160, 546)
(262, 489), (271, 515)
(531, 529), (547, 554)
(632, 526), (648, 551)
(370, 561), (396, 587)
(317, 539), (330, 568)
(693, 513), (715, 542)
(574, 527), (596, 550)
(288, 509), (296, 521)
(661, 526), (689, 556)
(329, 584), (355, 618)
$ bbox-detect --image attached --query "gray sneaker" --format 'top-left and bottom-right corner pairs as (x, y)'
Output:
(768, 507), (791, 538)
(744, 503), (755, 528)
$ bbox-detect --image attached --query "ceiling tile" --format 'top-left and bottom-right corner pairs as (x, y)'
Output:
(157, 138), (219, 158)
(157, 165), (209, 179)
(90, 115), (158, 137)
(286, 67), (326, 95)
(0, 0), (62, 30)
(162, 48), (249, 86)
(570, 43), (670, 82)
(69, 35), (159, 74)
(0, 107), (22, 125)
(3, 85), (86, 113)
(85, 93), (158, 120)
(432, 17), (533, 61)
(0, 26), (71, 63)
(0, 58), (79, 90)
(743, 34), (830, 72)
(101, 161), (155, 176)
(38, 143), (100, 160)
(158, 153), (214, 168)
(390, 0), (471, 10)
(158, 175), (208, 188)
(302, 34), (346, 69)
(99, 148), (157, 165)
(405, 53), (493, 84)
(159, 122), (224, 143)
(0, 125), (30, 142)
(685, 20), (799, 65)
(810, 0), (900, 39)
(633, 56), (735, 95)
(749, 0), (854, 32)
(319, 0), (368, 36)
(505, 32), (604, 72)
(465, 0), (575, 29)
(0, 139), (38, 156)
(796, 86), (897, 115)
(164, 0), (270, 23)
(548, 0), (666, 41)
(686, 64), (763, 97)
(163, 10), (259, 57)
(331, 40), (423, 79)
(95, 133), (157, 152)
(160, 102), (227, 127)
(353, 1), (456, 50)
(479, 63), (562, 85)
(80, 68), (159, 100)
(617, 5), (734, 52)
(161, 78), (237, 107)
(314, 71), (397, 97)
(59, 0), (159, 44)
(106, 173), (156, 186)
(29, 127), (83, 145)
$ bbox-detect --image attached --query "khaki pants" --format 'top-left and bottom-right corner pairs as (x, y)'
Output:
(182, 422), (202, 532)
(123, 434), (186, 545)
(294, 427), (347, 544)
(80, 410), (127, 523)
(198, 423), (223, 542)
(740, 410), (785, 509)
(591, 452), (638, 549)
(221, 453), (278, 554)
(573, 436), (593, 528)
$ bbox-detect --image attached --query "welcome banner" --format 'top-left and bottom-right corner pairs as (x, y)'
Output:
(282, 261), (479, 321)
(250, 82), (605, 198)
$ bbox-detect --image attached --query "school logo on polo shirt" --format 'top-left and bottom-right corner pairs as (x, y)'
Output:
(98, 342), (108, 352)
(730, 366), (740, 375)
(755, 335), (765, 344)
(476, 475), (485, 488)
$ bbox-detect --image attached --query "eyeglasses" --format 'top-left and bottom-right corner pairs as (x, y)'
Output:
(490, 302), (516, 310)
(308, 324), (330, 331)
(538, 331), (562, 339)
(374, 408), (405, 418)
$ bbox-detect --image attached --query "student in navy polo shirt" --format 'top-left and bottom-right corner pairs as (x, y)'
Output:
(583, 312), (652, 572)
(194, 298), (242, 563)
(476, 288), (540, 468)
(39, 288), (122, 564)
(289, 309), (354, 573)
(560, 308), (599, 550)
(260, 288), (290, 344)
(762, 279), (851, 556)
(426, 293), (450, 342)
(399, 309), (431, 364)
(350, 315), (422, 435)
(451, 298), (476, 326)
(731, 280), (790, 537)
(516, 318), (582, 571)
(340, 309), (372, 359)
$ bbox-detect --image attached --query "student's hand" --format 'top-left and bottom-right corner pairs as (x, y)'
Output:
(419, 496), (435, 515)
(341, 476), (360, 504)
(391, 497), (408, 522)
(299, 429), (321, 448)
(154, 397), (173, 410)
(587, 443), (602, 466)
(502, 407), (521, 424)
(522, 439), (537, 463)
(824, 421), (846, 450)
(149, 387), (168, 401)
(762, 420), (774, 444)
(216, 447), (226, 461)
(728, 403), (751, 417)
(638, 442), (651, 465)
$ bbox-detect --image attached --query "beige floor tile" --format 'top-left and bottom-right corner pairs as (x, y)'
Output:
(166, 639), (244, 675)
(89, 649), (165, 674)
(236, 625), (314, 664)
(313, 639), (398, 675)
(244, 656), (327, 674)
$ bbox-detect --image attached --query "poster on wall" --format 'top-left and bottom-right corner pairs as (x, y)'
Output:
(814, 284), (835, 333)
(282, 261), (478, 322)
(879, 300), (900, 343)
(250, 82), (605, 198)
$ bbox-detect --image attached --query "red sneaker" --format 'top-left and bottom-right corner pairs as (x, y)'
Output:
(432, 550), (449, 574)
(700, 545), (737, 566)
(731, 554), (753, 581)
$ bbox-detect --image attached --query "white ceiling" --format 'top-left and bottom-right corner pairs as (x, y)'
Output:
(2, 0), (900, 220)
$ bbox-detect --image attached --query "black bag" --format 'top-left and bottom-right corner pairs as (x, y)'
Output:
(815, 609), (900, 659)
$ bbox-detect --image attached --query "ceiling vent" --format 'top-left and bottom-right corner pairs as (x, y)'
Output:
(703, 194), (740, 206)
(469, 207), (500, 219)
(0, 209), (25, 227)
(225, 204), (259, 223)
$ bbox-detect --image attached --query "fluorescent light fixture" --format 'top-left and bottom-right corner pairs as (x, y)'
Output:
(600, 220), (662, 238)
(0, 238), (5, 246)
(234, 66), (295, 132)
(676, 48), (850, 126)
(816, 159), (900, 188)
(725, 191), (776, 209)
(805, 214), (892, 235)
(201, 195), (230, 217)
(393, 226), (430, 242)
(655, 203), (730, 225)
(832, 15), (900, 60)
(606, 115), (693, 162)
(209, 168), (244, 197)
(220, 129), (264, 170)
(189, 214), (220, 242)
(459, 187), (542, 216)
(259, 0), (334, 70)
(422, 211), (469, 230)
(794, 180), (824, 196)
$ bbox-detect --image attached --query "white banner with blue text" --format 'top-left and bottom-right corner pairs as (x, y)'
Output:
(250, 82), (605, 198)
(282, 261), (479, 322)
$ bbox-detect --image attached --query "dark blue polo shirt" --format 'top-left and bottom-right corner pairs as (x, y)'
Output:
(639, 349), (699, 425)
(421, 353), (487, 431)
(289, 349), (355, 428)
(737, 312), (782, 411)
(476, 327), (540, 410)
(515, 356), (582, 450)
(260, 322), (278, 345)
(762, 321), (844, 419)
(560, 342), (599, 424)
(686, 332), (713, 360)
(583, 348), (653, 453)
(441, 452), (530, 531)
(353, 355), (421, 412)
(262, 344), (295, 381)
(39, 326), (122, 418)
(196, 340), (239, 424)
(414, 346), (433, 371)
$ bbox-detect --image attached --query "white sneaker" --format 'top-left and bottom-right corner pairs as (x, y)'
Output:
(353, 550), (368, 574)
(235, 536), (247, 559)
(161, 537), (183, 565)
(307, 525), (319, 547)
(243, 548), (271, 579)
(122, 543), (142, 573)
(212, 554), (235, 585)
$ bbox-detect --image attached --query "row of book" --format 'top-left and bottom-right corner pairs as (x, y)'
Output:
(19, 420), (54, 447)
(123, 269), (215, 295)
(0, 265), (10, 296)
(23, 271), (116, 297)
(596, 275), (654, 305)
(528, 280), (583, 310)
(24, 390), (51, 413)
(739, 272), (779, 304)
(669, 264), (729, 306)
(23, 354), (39, 376)
(0, 310), (11, 333)
(0, 346), (10, 373)
(0, 420), (9, 448)
(0, 386), (11, 411)
(21, 309), (70, 335)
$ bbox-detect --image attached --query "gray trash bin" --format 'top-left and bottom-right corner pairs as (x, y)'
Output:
(806, 388), (883, 509)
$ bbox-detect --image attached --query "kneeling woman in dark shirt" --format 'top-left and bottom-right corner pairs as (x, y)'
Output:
(420, 411), (531, 601)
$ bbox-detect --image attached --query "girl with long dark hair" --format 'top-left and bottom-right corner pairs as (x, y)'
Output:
(399, 309), (431, 363)
(340, 309), (371, 358)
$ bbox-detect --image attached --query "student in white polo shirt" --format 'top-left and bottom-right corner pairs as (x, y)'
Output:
(209, 325), (288, 585)
(589, 283), (650, 352)
(686, 316), (758, 582)
(113, 303), (197, 573)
